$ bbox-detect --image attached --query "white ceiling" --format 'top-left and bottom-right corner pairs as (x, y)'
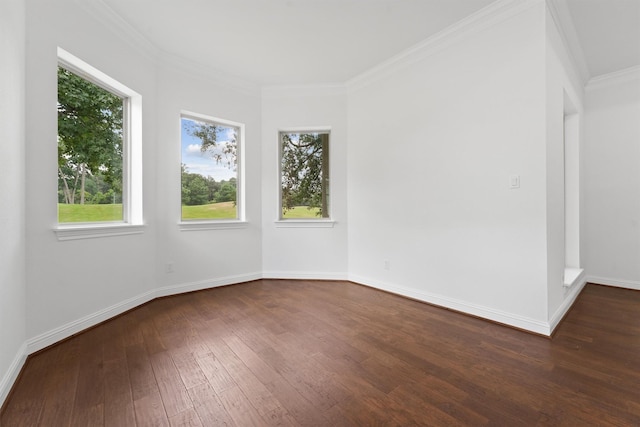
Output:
(98, 0), (640, 86)
(564, 0), (640, 78)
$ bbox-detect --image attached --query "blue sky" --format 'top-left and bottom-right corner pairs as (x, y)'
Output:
(181, 117), (236, 181)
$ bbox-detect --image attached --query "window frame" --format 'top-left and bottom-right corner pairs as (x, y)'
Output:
(54, 47), (143, 241)
(178, 111), (246, 230)
(276, 127), (334, 228)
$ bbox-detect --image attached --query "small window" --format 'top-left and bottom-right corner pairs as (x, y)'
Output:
(280, 130), (330, 219)
(57, 48), (142, 225)
(181, 113), (243, 221)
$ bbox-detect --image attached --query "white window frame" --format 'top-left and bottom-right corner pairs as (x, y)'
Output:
(54, 47), (143, 241)
(275, 127), (335, 228)
(179, 111), (247, 231)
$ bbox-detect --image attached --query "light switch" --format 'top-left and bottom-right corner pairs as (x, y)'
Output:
(509, 175), (520, 189)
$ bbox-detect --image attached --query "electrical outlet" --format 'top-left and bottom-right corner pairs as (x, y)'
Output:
(165, 262), (174, 273)
(384, 260), (390, 270)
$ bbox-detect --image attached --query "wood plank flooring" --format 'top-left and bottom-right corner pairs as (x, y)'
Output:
(1, 280), (639, 426)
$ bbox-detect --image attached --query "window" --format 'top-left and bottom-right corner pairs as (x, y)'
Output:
(279, 130), (330, 219)
(56, 48), (142, 228)
(181, 113), (243, 221)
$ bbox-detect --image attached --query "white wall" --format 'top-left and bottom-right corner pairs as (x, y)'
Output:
(544, 7), (586, 327)
(347, 3), (551, 333)
(584, 71), (640, 289)
(25, 0), (159, 351)
(155, 65), (263, 292)
(0, 0), (27, 406)
(261, 86), (348, 279)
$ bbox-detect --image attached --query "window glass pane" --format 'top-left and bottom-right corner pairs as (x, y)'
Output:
(57, 66), (124, 223)
(280, 131), (330, 219)
(181, 116), (239, 220)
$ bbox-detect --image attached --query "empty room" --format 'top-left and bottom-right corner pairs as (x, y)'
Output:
(1, 0), (639, 425)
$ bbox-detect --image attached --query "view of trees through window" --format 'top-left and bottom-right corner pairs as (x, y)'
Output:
(181, 116), (239, 220)
(280, 131), (330, 219)
(57, 66), (124, 223)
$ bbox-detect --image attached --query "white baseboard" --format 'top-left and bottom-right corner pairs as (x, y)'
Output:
(262, 271), (348, 281)
(549, 274), (587, 333)
(0, 342), (27, 409)
(26, 289), (157, 354)
(586, 276), (640, 291)
(26, 272), (262, 355)
(348, 274), (552, 336)
(154, 272), (262, 298)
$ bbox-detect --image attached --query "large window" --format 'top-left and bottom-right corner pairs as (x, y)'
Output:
(181, 113), (243, 221)
(280, 130), (330, 219)
(57, 48), (141, 226)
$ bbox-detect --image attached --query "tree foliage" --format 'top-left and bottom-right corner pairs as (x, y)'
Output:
(184, 119), (237, 170)
(57, 67), (123, 205)
(181, 164), (236, 206)
(281, 132), (329, 217)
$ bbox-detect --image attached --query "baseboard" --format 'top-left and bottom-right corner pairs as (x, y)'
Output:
(26, 272), (263, 355)
(26, 289), (157, 354)
(348, 274), (551, 336)
(154, 272), (263, 298)
(0, 342), (27, 410)
(586, 276), (640, 291)
(549, 274), (587, 334)
(262, 271), (348, 281)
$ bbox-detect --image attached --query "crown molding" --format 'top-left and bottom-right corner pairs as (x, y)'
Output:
(75, 0), (159, 63)
(586, 65), (640, 91)
(78, 0), (260, 96)
(159, 50), (261, 97)
(545, 0), (591, 85)
(346, 0), (542, 92)
(262, 83), (347, 98)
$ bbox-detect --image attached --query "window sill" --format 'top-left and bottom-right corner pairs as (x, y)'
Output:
(274, 219), (335, 228)
(54, 223), (145, 241)
(179, 220), (248, 231)
(563, 268), (584, 287)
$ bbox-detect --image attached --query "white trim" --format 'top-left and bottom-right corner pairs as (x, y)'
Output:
(78, 0), (260, 97)
(274, 220), (335, 229)
(347, 0), (541, 92)
(180, 112), (245, 222)
(549, 274), (587, 333)
(262, 84), (347, 98)
(25, 272), (262, 355)
(278, 128), (332, 223)
(585, 65), (640, 91)
(179, 221), (249, 231)
(348, 273), (552, 336)
(75, 0), (158, 63)
(563, 267), (584, 287)
(0, 342), (27, 408)
(26, 289), (156, 354)
(57, 47), (143, 227)
(545, 0), (591, 85)
(262, 271), (347, 281)
(155, 272), (262, 298)
(586, 276), (640, 291)
(54, 224), (145, 241)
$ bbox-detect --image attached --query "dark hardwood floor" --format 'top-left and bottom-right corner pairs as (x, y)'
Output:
(1, 280), (639, 426)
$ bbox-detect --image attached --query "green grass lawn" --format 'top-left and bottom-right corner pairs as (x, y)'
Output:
(182, 201), (237, 220)
(58, 203), (123, 223)
(58, 202), (320, 222)
(282, 206), (322, 219)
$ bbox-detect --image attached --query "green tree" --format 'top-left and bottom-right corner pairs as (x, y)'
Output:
(214, 179), (236, 203)
(57, 67), (123, 205)
(181, 165), (210, 206)
(184, 120), (237, 170)
(281, 133), (329, 217)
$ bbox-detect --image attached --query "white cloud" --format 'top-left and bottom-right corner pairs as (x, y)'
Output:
(186, 143), (202, 154)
